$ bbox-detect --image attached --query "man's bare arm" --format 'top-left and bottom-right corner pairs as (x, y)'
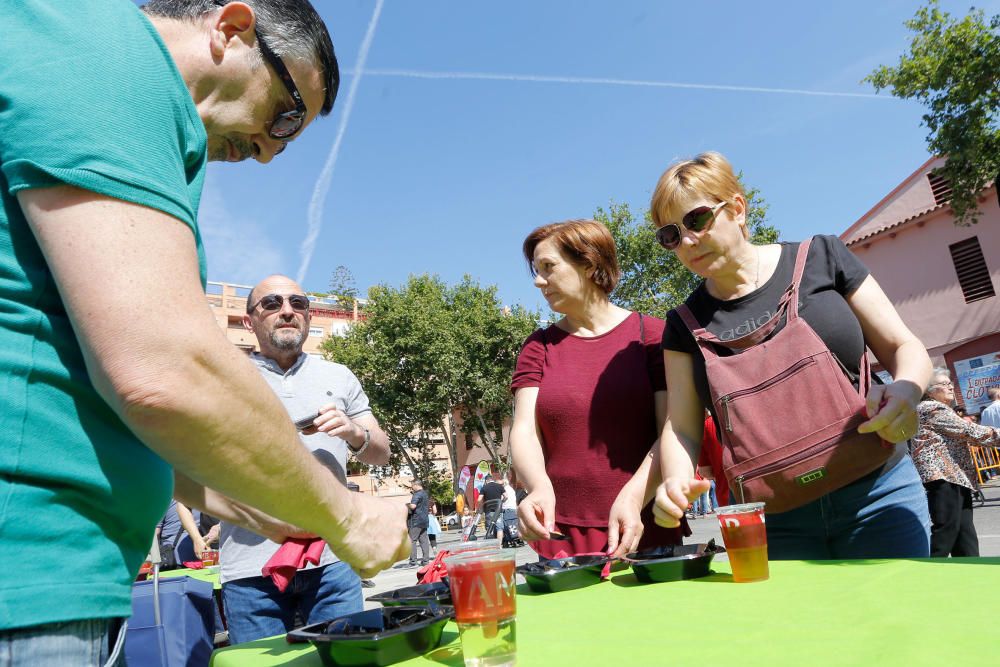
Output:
(19, 186), (409, 576)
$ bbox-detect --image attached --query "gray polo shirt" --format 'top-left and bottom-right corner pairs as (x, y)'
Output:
(219, 352), (372, 584)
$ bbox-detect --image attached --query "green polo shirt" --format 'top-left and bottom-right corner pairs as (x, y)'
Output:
(0, 1), (207, 630)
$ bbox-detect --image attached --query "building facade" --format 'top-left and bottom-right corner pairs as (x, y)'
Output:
(841, 157), (1000, 413)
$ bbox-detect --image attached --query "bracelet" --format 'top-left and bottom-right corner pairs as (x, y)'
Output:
(349, 426), (370, 456)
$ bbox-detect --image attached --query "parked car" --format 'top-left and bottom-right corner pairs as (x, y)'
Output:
(442, 512), (461, 529)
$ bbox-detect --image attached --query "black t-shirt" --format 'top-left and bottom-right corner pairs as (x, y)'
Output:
(480, 481), (505, 505)
(662, 235), (870, 419)
(408, 489), (429, 528)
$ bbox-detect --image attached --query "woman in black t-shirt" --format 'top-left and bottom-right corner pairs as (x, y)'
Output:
(646, 151), (932, 560)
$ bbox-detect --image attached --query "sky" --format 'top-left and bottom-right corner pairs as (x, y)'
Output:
(172, 0), (999, 314)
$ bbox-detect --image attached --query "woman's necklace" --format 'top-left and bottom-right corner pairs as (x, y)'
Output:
(753, 245), (761, 290)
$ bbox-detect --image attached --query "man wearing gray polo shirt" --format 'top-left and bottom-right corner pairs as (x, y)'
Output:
(220, 274), (391, 644)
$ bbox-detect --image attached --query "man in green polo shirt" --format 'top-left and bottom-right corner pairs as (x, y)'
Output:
(0, 2), (409, 663)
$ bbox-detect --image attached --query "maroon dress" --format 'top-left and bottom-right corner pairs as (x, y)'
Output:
(511, 312), (686, 558)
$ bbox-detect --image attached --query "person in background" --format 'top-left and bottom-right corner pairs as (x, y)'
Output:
(407, 480), (431, 567)
(912, 369), (1000, 557)
(461, 507), (474, 541)
(156, 500), (208, 570)
(649, 151), (932, 560)
(478, 474), (506, 538)
(500, 475), (522, 546)
(0, 2), (408, 663)
(427, 513), (441, 557)
(511, 220), (686, 560)
(214, 274), (392, 644)
(980, 387), (1000, 429)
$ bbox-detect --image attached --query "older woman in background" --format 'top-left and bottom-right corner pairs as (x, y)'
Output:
(912, 368), (1000, 557)
(510, 220), (686, 559)
(648, 151), (932, 559)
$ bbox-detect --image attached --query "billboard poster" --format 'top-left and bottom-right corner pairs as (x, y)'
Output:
(954, 352), (1000, 414)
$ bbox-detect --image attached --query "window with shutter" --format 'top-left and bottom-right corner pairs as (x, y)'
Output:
(948, 237), (995, 303)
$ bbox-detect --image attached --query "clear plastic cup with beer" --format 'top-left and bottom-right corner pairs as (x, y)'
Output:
(715, 502), (769, 583)
(444, 548), (517, 667)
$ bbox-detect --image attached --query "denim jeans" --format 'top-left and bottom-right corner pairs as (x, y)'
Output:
(765, 453), (931, 560)
(222, 561), (362, 644)
(0, 618), (125, 667)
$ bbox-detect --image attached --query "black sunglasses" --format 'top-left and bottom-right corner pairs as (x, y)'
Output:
(655, 201), (728, 250)
(254, 28), (308, 141)
(248, 293), (311, 314)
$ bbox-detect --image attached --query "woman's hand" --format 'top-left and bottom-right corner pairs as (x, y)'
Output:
(607, 484), (645, 558)
(858, 379), (922, 443)
(518, 487), (556, 541)
(652, 477), (711, 528)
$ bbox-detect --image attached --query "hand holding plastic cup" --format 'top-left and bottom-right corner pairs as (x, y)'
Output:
(715, 502), (769, 583)
(444, 548), (517, 667)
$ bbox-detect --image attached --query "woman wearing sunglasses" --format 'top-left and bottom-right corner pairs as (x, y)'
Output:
(510, 220), (687, 560)
(648, 152), (932, 559)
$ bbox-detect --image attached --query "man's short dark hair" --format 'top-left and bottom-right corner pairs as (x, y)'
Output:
(142, 0), (339, 114)
(411, 479), (423, 488)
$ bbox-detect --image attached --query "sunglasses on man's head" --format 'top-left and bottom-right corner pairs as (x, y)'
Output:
(248, 293), (311, 313)
(655, 201), (728, 250)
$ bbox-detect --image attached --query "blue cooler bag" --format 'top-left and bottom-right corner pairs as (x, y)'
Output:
(125, 574), (215, 667)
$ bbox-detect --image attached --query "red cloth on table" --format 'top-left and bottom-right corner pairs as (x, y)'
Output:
(511, 312), (685, 558)
(698, 416), (730, 506)
(261, 537), (326, 593)
(181, 561), (205, 570)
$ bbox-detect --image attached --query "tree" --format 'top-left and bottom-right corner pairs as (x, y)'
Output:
(320, 274), (538, 491)
(327, 265), (359, 310)
(865, 1), (999, 225)
(597, 182), (779, 319)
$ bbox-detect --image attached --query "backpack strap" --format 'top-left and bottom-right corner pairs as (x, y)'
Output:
(785, 238), (812, 322)
(675, 239), (814, 355)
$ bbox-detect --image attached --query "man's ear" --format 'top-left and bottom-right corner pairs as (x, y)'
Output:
(242, 314), (254, 331)
(209, 1), (256, 60)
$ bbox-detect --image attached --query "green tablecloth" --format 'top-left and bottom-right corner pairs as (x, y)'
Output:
(210, 558), (1000, 666)
(158, 566), (221, 590)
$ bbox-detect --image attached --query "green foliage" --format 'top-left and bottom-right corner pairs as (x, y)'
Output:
(320, 275), (539, 489)
(597, 182), (779, 319)
(424, 471), (454, 509)
(327, 265), (359, 310)
(865, 1), (1000, 225)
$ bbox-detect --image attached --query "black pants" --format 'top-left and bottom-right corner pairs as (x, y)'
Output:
(924, 480), (979, 557)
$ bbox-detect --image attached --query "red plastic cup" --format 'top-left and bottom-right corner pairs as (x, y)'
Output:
(715, 502), (769, 583)
(445, 549), (517, 667)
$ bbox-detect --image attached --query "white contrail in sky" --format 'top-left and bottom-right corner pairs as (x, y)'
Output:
(297, 0), (384, 285)
(358, 68), (885, 99)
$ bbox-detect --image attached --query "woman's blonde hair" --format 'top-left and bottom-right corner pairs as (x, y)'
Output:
(650, 152), (746, 236)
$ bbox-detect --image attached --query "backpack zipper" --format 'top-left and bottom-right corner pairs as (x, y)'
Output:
(717, 357), (817, 432)
(732, 427), (846, 502)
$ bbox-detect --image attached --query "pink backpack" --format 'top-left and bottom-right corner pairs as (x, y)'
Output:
(675, 238), (890, 513)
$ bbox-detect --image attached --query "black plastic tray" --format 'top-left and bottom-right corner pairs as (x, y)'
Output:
(516, 555), (610, 593)
(626, 540), (725, 583)
(287, 606), (453, 667)
(365, 581), (452, 607)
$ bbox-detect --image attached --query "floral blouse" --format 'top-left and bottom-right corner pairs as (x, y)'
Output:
(910, 400), (1000, 490)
